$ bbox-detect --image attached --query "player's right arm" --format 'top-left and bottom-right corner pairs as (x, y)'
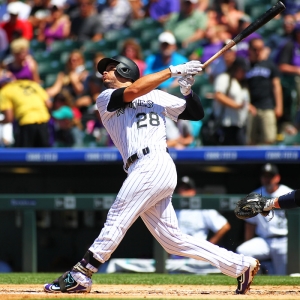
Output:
(123, 61), (203, 103)
(123, 69), (171, 103)
(101, 69), (173, 113)
(100, 61), (203, 114)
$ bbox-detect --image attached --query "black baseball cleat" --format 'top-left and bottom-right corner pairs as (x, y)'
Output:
(236, 259), (260, 294)
(44, 271), (91, 293)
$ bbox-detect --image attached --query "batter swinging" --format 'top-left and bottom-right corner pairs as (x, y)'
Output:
(44, 55), (260, 295)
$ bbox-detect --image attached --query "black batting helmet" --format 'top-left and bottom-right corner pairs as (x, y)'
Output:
(97, 55), (140, 82)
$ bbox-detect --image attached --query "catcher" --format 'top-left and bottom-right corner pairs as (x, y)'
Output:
(234, 190), (300, 219)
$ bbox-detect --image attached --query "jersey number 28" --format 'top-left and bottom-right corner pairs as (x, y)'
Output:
(136, 112), (160, 128)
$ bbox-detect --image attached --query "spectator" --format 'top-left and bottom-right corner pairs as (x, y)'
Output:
(0, 1), (31, 22)
(83, 104), (114, 147)
(164, 0), (207, 48)
(0, 70), (14, 147)
(120, 38), (146, 76)
(46, 50), (89, 102)
(144, 31), (188, 90)
(235, 15), (264, 60)
(0, 1), (33, 42)
(99, 0), (132, 31)
(36, 1), (71, 48)
(282, 0), (300, 21)
(213, 56), (250, 145)
(208, 38), (237, 83)
(0, 114), (14, 147)
(195, 0), (209, 12)
(189, 24), (229, 62)
(236, 163), (293, 275)
(267, 13), (297, 63)
(217, 0), (245, 36)
(165, 117), (194, 149)
(28, 0), (54, 38)
(145, 0), (180, 24)
(0, 27), (8, 59)
(277, 23), (300, 131)
(175, 176), (231, 247)
(70, 0), (103, 42)
(205, 6), (224, 29)
(128, 0), (144, 20)
(0, 69), (52, 147)
(4, 38), (41, 83)
(75, 52), (105, 126)
(246, 38), (283, 145)
(51, 91), (75, 147)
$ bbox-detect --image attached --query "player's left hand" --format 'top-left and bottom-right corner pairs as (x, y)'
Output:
(234, 192), (273, 220)
(169, 61), (203, 77)
(178, 75), (195, 96)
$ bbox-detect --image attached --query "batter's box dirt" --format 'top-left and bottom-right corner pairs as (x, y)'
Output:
(1, 285), (300, 299)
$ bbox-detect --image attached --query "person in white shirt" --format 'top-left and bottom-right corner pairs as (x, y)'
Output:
(175, 176), (231, 245)
(213, 56), (251, 145)
(236, 163), (293, 275)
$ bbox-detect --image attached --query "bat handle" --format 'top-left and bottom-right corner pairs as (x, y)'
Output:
(202, 40), (237, 69)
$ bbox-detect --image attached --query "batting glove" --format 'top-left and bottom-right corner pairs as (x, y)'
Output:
(178, 75), (195, 96)
(169, 60), (203, 77)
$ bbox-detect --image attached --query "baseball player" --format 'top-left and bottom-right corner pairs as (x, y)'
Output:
(175, 176), (231, 245)
(236, 164), (293, 275)
(44, 55), (259, 294)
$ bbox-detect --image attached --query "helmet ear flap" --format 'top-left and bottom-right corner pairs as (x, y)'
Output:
(116, 63), (133, 80)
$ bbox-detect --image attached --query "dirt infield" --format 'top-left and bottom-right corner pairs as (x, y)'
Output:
(1, 285), (300, 299)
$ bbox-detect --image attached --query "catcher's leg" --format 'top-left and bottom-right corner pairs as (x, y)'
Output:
(269, 237), (287, 275)
(236, 237), (270, 261)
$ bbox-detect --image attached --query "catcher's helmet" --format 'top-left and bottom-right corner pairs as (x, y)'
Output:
(97, 55), (140, 82)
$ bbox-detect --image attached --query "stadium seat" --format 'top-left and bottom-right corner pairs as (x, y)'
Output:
(259, 17), (284, 39)
(34, 51), (61, 63)
(184, 41), (200, 58)
(130, 17), (162, 38)
(198, 82), (214, 110)
(38, 60), (64, 81)
(83, 51), (96, 62)
(84, 60), (94, 72)
(244, 0), (272, 16)
(248, 5), (269, 20)
(30, 39), (46, 53)
(149, 39), (160, 54)
(43, 73), (58, 88)
(103, 28), (133, 43)
(140, 28), (164, 50)
(82, 40), (116, 55)
(60, 51), (71, 64)
(49, 40), (82, 54)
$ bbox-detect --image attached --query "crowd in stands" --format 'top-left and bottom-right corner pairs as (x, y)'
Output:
(0, 0), (300, 148)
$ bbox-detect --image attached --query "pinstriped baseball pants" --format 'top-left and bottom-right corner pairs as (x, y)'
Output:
(89, 150), (254, 278)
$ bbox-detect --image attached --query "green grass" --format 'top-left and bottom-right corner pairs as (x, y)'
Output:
(0, 272), (299, 285)
(1, 273), (299, 300)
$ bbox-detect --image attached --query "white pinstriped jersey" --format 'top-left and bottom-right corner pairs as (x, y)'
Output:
(96, 88), (186, 162)
(246, 184), (293, 238)
(84, 87), (258, 282)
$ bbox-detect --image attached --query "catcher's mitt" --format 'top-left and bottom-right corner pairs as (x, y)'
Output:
(234, 192), (272, 220)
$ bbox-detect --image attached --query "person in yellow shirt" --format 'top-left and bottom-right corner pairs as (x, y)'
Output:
(0, 70), (52, 147)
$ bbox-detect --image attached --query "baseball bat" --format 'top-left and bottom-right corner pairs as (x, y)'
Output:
(201, 1), (286, 69)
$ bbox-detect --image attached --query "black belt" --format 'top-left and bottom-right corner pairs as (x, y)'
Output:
(125, 147), (169, 170)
